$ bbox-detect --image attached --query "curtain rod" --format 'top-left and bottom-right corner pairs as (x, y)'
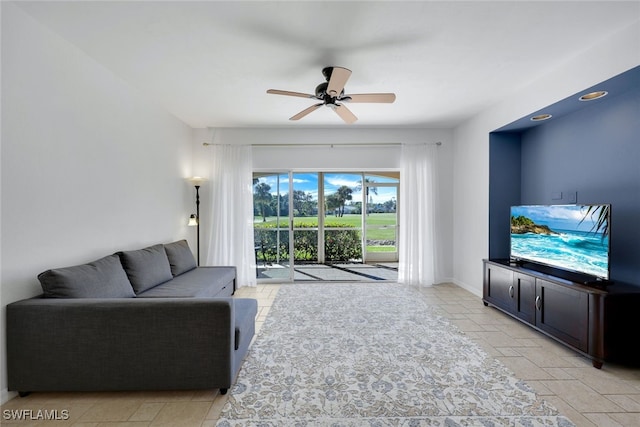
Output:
(202, 142), (442, 148)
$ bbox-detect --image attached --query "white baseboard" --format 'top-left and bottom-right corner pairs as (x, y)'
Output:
(1, 388), (17, 405)
(450, 278), (482, 298)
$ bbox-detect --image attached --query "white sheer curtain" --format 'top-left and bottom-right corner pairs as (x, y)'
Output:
(398, 143), (441, 287)
(205, 143), (257, 288)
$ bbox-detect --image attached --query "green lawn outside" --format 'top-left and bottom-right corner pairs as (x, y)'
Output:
(254, 213), (397, 241)
(254, 213), (397, 254)
(255, 213), (396, 226)
(366, 246), (397, 252)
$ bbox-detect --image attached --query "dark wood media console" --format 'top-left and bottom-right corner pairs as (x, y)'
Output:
(483, 259), (640, 368)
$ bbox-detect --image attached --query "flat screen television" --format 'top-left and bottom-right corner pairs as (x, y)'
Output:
(510, 204), (611, 281)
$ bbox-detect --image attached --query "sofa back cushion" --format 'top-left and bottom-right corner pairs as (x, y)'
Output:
(164, 240), (197, 276)
(117, 244), (173, 294)
(38, 254), (135, 298)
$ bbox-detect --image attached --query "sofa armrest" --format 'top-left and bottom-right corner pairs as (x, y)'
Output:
(7, 297), (238, 392)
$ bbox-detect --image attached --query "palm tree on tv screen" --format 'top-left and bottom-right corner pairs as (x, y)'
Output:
(579, 205), (610, 240)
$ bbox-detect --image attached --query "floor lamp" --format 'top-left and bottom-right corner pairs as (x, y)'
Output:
(188, 177), (206, 266)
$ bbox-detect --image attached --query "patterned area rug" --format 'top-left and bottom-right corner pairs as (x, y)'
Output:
(217, 283), (574, 426)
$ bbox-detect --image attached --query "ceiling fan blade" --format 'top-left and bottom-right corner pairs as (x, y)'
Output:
(332, 104), (358, 124)
(343, 93), (396, 103)
(267, 89), (316, 99)
(326, 67), (352, 97)
(290, 103), (324, 121)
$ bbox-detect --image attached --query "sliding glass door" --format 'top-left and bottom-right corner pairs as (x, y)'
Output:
(291, 172), (319, 268)
(323, 173), (363, 263)
(363, 174), (399, 263)
(254, 171), (399, 281)
(253, 172), (292, 281)
(253, 172), (320, 281)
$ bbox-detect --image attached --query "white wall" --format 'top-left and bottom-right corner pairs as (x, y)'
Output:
(0, 3), (194, 403)
(192, 127), (455, 283)
(2, 0), (635, 405)
(451, 22), (640, 296)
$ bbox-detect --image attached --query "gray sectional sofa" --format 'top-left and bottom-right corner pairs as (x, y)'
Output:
(6, 240), (257, 396)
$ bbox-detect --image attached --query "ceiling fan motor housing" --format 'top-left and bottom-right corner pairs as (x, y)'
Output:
(315, 82), (342, 104)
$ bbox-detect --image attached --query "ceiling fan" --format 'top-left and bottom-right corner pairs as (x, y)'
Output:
(266, 66), (396, 124)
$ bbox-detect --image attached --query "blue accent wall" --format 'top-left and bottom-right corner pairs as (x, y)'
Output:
(489, 68), (640, 286)
(488, 132), (521, 259)
(520, 87), (640, 284)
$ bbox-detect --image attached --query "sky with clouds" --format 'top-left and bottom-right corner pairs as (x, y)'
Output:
(511, 204), (608, 232)
(256, 173), (397, 204)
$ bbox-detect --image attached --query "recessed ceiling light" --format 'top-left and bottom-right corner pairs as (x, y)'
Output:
(531, 114), (552, 121)
(579, 91), (608, 101)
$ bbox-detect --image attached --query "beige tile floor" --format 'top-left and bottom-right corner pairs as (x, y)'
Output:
(2, 283), (639, 426)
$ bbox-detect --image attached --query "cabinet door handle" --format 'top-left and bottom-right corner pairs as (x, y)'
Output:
(535, 295), (542, 311)
(508, 285), (514, 298)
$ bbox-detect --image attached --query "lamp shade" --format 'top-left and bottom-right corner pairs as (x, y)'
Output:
(188, 176), (207, 186)
(188, 214), (198, 226)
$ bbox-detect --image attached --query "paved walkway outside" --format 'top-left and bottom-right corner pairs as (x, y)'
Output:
(257, 262), (398, 281)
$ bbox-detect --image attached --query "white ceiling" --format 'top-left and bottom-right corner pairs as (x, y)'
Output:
(14, 1), (640, 129)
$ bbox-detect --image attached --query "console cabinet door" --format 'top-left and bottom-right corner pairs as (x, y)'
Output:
(535, 279), (589, 352)
(484, 263), (515, 313)
(513, 273), (535, 324)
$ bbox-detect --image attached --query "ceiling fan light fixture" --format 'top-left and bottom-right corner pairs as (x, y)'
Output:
(579, 90), (608, 101)
(530, 113), (552, 121)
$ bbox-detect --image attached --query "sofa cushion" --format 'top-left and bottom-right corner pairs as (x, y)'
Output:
(136, 266), (236, 298)
(38, 254), (135, 298)
(117, 244), (173, 294)
(164, 240), (197, 276)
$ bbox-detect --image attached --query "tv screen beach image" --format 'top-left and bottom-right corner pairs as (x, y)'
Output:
(510, 204), (610, 280)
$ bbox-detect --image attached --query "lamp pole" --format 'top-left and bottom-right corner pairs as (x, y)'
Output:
(195, 184), (201, 266)
(188, 176), (206, 266)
